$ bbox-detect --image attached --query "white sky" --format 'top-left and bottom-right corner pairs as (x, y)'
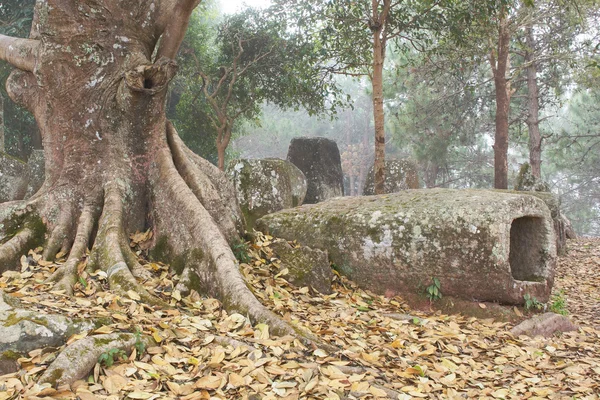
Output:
(219, 0), (271, 14)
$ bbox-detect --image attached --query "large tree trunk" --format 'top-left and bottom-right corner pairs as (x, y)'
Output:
(490, 14), (511, 190)
(0, 0), (302, 384)
(525, 25), (542, 179)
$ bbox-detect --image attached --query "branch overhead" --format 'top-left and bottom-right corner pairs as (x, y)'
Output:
(0, 34), (39, 72)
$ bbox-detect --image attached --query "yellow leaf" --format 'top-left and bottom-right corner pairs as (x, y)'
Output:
(152, 331), (163, 343)
(313, 349), (328, 358)
(103, 374), (128, 395)
(94, 325), (114, 334)
(195, 375), (222, 390)
(478, 303), (487, 309)
(127, 392), (153, 399)
(228, 373), (245, 388)
(127, 290), (140, 301)
(369, 386), (388, 397)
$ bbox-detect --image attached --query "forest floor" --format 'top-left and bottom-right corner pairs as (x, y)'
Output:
(1, 235), (599, 400)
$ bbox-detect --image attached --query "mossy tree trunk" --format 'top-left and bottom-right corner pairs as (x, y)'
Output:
(0, 1), (298, 382)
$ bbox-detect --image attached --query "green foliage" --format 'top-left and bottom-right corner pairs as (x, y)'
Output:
(172, 5), (345, 166)
(524, 294), (543, 312)
(549, 290), (568, 316)
(426, 277), (442, 302)
(98, 348), (127, 368)
(134, 328), (146, 358)
(232, 240), (251, 264)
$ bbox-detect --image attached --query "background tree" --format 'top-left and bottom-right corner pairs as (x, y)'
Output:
(182, 7), (344, 170)
(271, 0), (475, 194)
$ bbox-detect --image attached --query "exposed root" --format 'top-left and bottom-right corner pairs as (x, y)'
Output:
(42, 206), (75, 261)
(167, 122), (242, 243)
(39, 333), (138, 387)
(154, 145), (300, 338)
(48, 202), (99, 294)
(89, 184), (165, 307)
(0, 228), (36, 271)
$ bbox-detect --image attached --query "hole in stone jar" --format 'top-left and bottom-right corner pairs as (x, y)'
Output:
(509, 216), (547, 282)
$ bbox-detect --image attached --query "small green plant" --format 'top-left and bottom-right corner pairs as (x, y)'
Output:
(98, 348), (127, 368)
(134, 328), (146, 359)
(232, 240), (251, 264)
(549, 290), (568, 315)
(524, 293), (543, 311)
(426, 277), (442, 302)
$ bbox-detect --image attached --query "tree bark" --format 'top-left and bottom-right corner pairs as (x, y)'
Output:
(371, 1), (390, 195)
(0, 95), (4, 153)
(525, 25), (542, 179)
(490, 13), (511, 190)
(0, 2), (302, 380)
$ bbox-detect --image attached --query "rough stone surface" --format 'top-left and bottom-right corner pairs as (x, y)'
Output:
(257, 189), (557, 305)
(501, 190), (567, 254)
(514, 163), (551, 192)
(561, 214), (577, 239)
(363, 159), (420, 195)
(287, 137), (344, 204)
(0, 152), (28, 202)
(0, 290), (96, 374)
(227, 158), (307, 229)
(270, 240), (333, 294)
(510, 312), (578, 338)
(25, 149), (46, 198)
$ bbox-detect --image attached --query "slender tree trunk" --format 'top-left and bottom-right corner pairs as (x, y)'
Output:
(525, 25), (542, 179)
(372, 31), (386, 195)
(490, 14), (511, 189)
(217, 143), (226, 171)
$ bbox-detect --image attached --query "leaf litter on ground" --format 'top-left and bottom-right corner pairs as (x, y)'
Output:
(0, 234), (599, 399)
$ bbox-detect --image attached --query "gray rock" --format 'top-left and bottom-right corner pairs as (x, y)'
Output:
(363, 159), (420, 195)
(0, 290), (96, 374)
(287, 137), (344, 204)
(270, 240), (333, 294)
(228, 158), (307, 229)
(0, 152), (28, 202)
(510, 312), (578, 338)
(257, 189), (557, 305)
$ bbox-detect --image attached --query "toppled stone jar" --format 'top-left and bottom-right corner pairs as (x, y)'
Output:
(257, 189), (557, 304)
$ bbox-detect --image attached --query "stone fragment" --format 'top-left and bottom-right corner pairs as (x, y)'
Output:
(287, 137), (343, 204)
(363, 159), (420, 195)
(227, 158), (307, 229)
(510, 312), (578, 338)
(257, 189), (557, 304)
(270, 240), (333, 294)
(0, 152), (27, 202)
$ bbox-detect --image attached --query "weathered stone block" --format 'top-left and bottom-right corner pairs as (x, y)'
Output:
(257, 189), (557, 305)
(270, 240), (333, 294)
(510, 312), (578, 338)
(0, 152), (27, 202)
(287, 137), (343, 204)
(363, 159), (420, 195)
(227, 158), (307, 229)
